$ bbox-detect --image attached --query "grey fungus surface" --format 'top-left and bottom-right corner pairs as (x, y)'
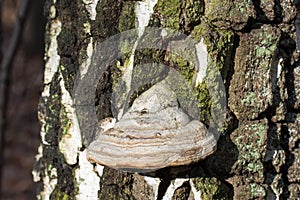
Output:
(87, 81), (217, 173)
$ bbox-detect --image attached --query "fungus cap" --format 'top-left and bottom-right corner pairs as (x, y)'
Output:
(87, 81), (217, 173)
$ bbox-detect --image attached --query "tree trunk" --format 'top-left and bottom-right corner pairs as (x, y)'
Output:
(33, 0), (300, 199)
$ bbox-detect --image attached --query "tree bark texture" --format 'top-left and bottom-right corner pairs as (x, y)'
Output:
(33, 0), (300, 199)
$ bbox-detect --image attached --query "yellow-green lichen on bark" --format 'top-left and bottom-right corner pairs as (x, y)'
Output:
(140, 20), (232, 127)
(38, 73), (77, 199)
(154, 0), (183, 30)
(192, 21), (234, 77)
(37, 0), (300, 198)
(153, 0), (203, 32)
(194, 81), (212, 124)
(37, 0), (94, 198)
(51, 191), (69, 200)
(118, 1), (136, 32)
(183, 0), (203, 28)
(192, 177), (227, 200)
(191, 21), (234, 132)
(59, 105), (72, 136)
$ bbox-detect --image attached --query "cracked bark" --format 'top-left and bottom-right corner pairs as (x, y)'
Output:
(33, 0), (300, 199)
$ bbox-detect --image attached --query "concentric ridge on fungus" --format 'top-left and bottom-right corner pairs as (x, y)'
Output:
(87, 81), (217, 173)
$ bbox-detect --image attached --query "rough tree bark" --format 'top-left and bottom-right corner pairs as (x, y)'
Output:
(33, 0), (300, 199)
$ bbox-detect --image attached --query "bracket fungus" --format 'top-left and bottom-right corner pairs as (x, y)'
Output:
(87, 81), (217, 173)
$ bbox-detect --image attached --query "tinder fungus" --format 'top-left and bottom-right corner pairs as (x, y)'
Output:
(87, 81), (217, 173)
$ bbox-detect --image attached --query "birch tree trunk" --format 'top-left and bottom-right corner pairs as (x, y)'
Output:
(33, 0), (300, 199)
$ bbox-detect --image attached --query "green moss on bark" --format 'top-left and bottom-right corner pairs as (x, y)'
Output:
(153, 0), (203, 32)
(193, 177), (226, 200)
(118, 2), (136, 32)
